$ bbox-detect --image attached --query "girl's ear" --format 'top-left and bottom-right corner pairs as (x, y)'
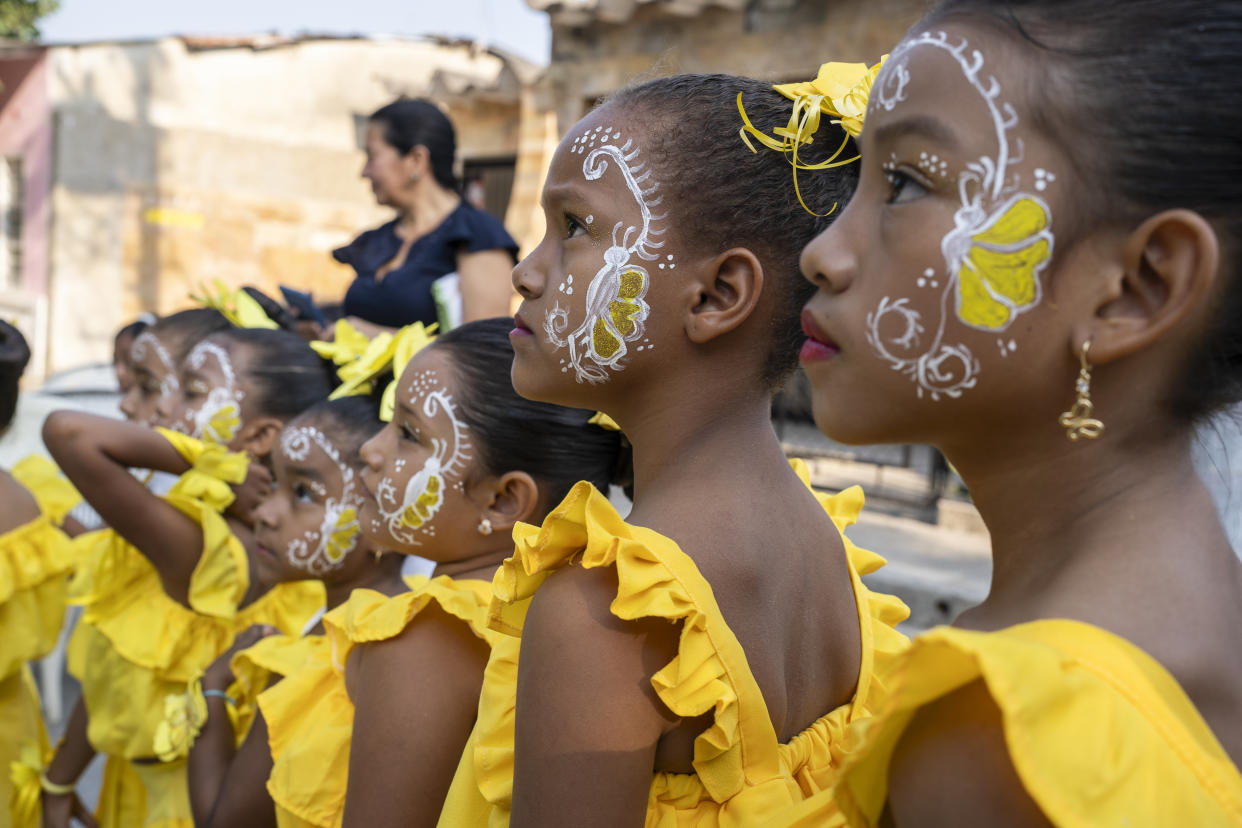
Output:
(683, 248), (765, 344)
(477, 470), (541, 532)
(237, 416), (283, 459)
(1078, 208), (1220, 364)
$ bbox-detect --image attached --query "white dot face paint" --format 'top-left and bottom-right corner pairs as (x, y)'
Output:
(543, 126), (673, 384)
(864, 31), (1056, 401)
(371, 369), (472, 548)
(179, 341), (246, 444)
(278, 426), (362, 575)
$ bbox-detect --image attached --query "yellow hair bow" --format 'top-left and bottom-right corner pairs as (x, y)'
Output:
(326, 321), (438, 422)
(588, 411), (621, 431)
(738, 57), (886, 216)
(310, 319), (372, 368)
(190, 279), (279, 330)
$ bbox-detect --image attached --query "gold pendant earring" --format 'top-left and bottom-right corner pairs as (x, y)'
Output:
(1057, 340), (1105, 441)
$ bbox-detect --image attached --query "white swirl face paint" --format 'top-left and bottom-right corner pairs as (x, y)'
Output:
(371, 368), (472, 547)
(864, 31), (1056, 401)
(279, 425), (362, 575)
(543, 124), (671, 384)
(183, 341), (246, 443)
(131, 331), (180, 400)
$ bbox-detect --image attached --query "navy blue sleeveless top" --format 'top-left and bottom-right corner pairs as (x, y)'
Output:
(336, 203), (518, 328)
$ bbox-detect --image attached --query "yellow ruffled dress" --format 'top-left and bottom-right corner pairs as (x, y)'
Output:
(2, 456), (81, 827)
(260, 575), (496, 828)
(436, 461), (910, 828)
(66, 430), (324, 828)
(773, 619), (1242, 827)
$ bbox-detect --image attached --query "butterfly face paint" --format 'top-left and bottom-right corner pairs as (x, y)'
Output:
(370, 368), (472, 548)
(865, 31), (1055, 400)
(543, 125), (671, 384)
(277, 426), (362, 575)
(179, 341), (246, 443)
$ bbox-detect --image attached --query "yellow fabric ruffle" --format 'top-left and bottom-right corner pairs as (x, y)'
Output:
(67, 449), (322, 761)
(452, 460), (909, 826)
(229, 633), (327, 748)
(0, 456), (80, 680)
(3, 667), (50, 828)
(11, 454), (83, 525)
(776, 619), (1242, 828)
(262, 576), (492, 828)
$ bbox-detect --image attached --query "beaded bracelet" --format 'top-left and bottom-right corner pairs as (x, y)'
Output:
(40, 771), (75, 796)
(202, 689), (237, 707)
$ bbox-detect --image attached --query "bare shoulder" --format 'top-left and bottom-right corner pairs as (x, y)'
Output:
(886, 679), (1052, 828)
(351, 599), (491, 691)
(0, 469), (38, 534)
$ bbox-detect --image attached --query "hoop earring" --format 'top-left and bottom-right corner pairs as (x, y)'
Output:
(1057, 340), (1105, 441)
(477, 518), (493, 536)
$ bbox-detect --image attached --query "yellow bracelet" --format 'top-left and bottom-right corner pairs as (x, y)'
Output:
(39, 771), (75, 796)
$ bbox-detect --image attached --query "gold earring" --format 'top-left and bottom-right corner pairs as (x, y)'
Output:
(477, 518), (493, 536)
(1057, 340), (1105, 441)
(372, 549), (383, 562)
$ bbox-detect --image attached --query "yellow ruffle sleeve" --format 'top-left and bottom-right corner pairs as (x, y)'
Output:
(777, 619), (1242, 827)
(262, 576), (493, 828)
(441, 461), (909, 827)
(66, 432), (323, 760)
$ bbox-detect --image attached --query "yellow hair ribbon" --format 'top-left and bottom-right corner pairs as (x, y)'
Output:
(310, 320), (372, 368)
(588, 411), (621, 431)
(189, 279), (279, 330)
(326, 321), (437, 421)
(738, 57), (885, 216)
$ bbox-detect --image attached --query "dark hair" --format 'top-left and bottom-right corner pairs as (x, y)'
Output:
(212, 328), (337, 422)
(433, 318), (625, 509)
(0, 321), (30, 432)
(152, 308), (232, 364)
(114, 319), (150, 346)
(290, 396), (382, 460)
(924, 0), (1242, 422)
(606, 75), (859, 390)
(241, 286), (299, 332)
(370, 99), (458, 191)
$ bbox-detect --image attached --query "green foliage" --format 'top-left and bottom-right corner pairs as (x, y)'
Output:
(0, 0), (60, 41)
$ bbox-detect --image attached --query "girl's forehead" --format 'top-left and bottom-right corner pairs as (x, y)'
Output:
(401, 347), (455, 394)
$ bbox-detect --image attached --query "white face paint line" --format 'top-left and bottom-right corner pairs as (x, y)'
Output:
(545, 127), (671, 384)
(132, 332), (181, 398)
(865, 31), (1055, 401)
(185, 341), (246, 443)
(279, 425), (362, 575)
(373, 370), (473, 547)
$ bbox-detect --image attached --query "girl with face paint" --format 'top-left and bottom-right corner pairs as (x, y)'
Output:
(777, 2), (1242, 826)
(121, 309), (231, 427)
(477, 74), (908, 828)
(38, 327), (336, 828)
(183, 396), (408, 828)
(255, 318), (622, 828)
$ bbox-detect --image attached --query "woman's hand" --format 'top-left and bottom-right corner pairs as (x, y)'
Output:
(343, 316), (395, 338)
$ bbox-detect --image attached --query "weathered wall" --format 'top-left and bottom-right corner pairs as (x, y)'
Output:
(537, 0), (929, 134)
(43, 36), (522, 371)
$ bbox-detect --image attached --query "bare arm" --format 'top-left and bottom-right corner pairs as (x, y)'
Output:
(883, 679), (1053, 828)
(340, 602), (491, 828)
(42, 698), (99, 828)
(189, 626), (278, 827)
(509, 565), (679, 828)
(43, 411), (199, 604)
(457, 249), (516, 322)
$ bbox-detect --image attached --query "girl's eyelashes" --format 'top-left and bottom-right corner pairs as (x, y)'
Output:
(564, 212), (587, 240)
(883, 166), (931, 205)
(399, 422), (422, 443)
(292, 481), (314, 503)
